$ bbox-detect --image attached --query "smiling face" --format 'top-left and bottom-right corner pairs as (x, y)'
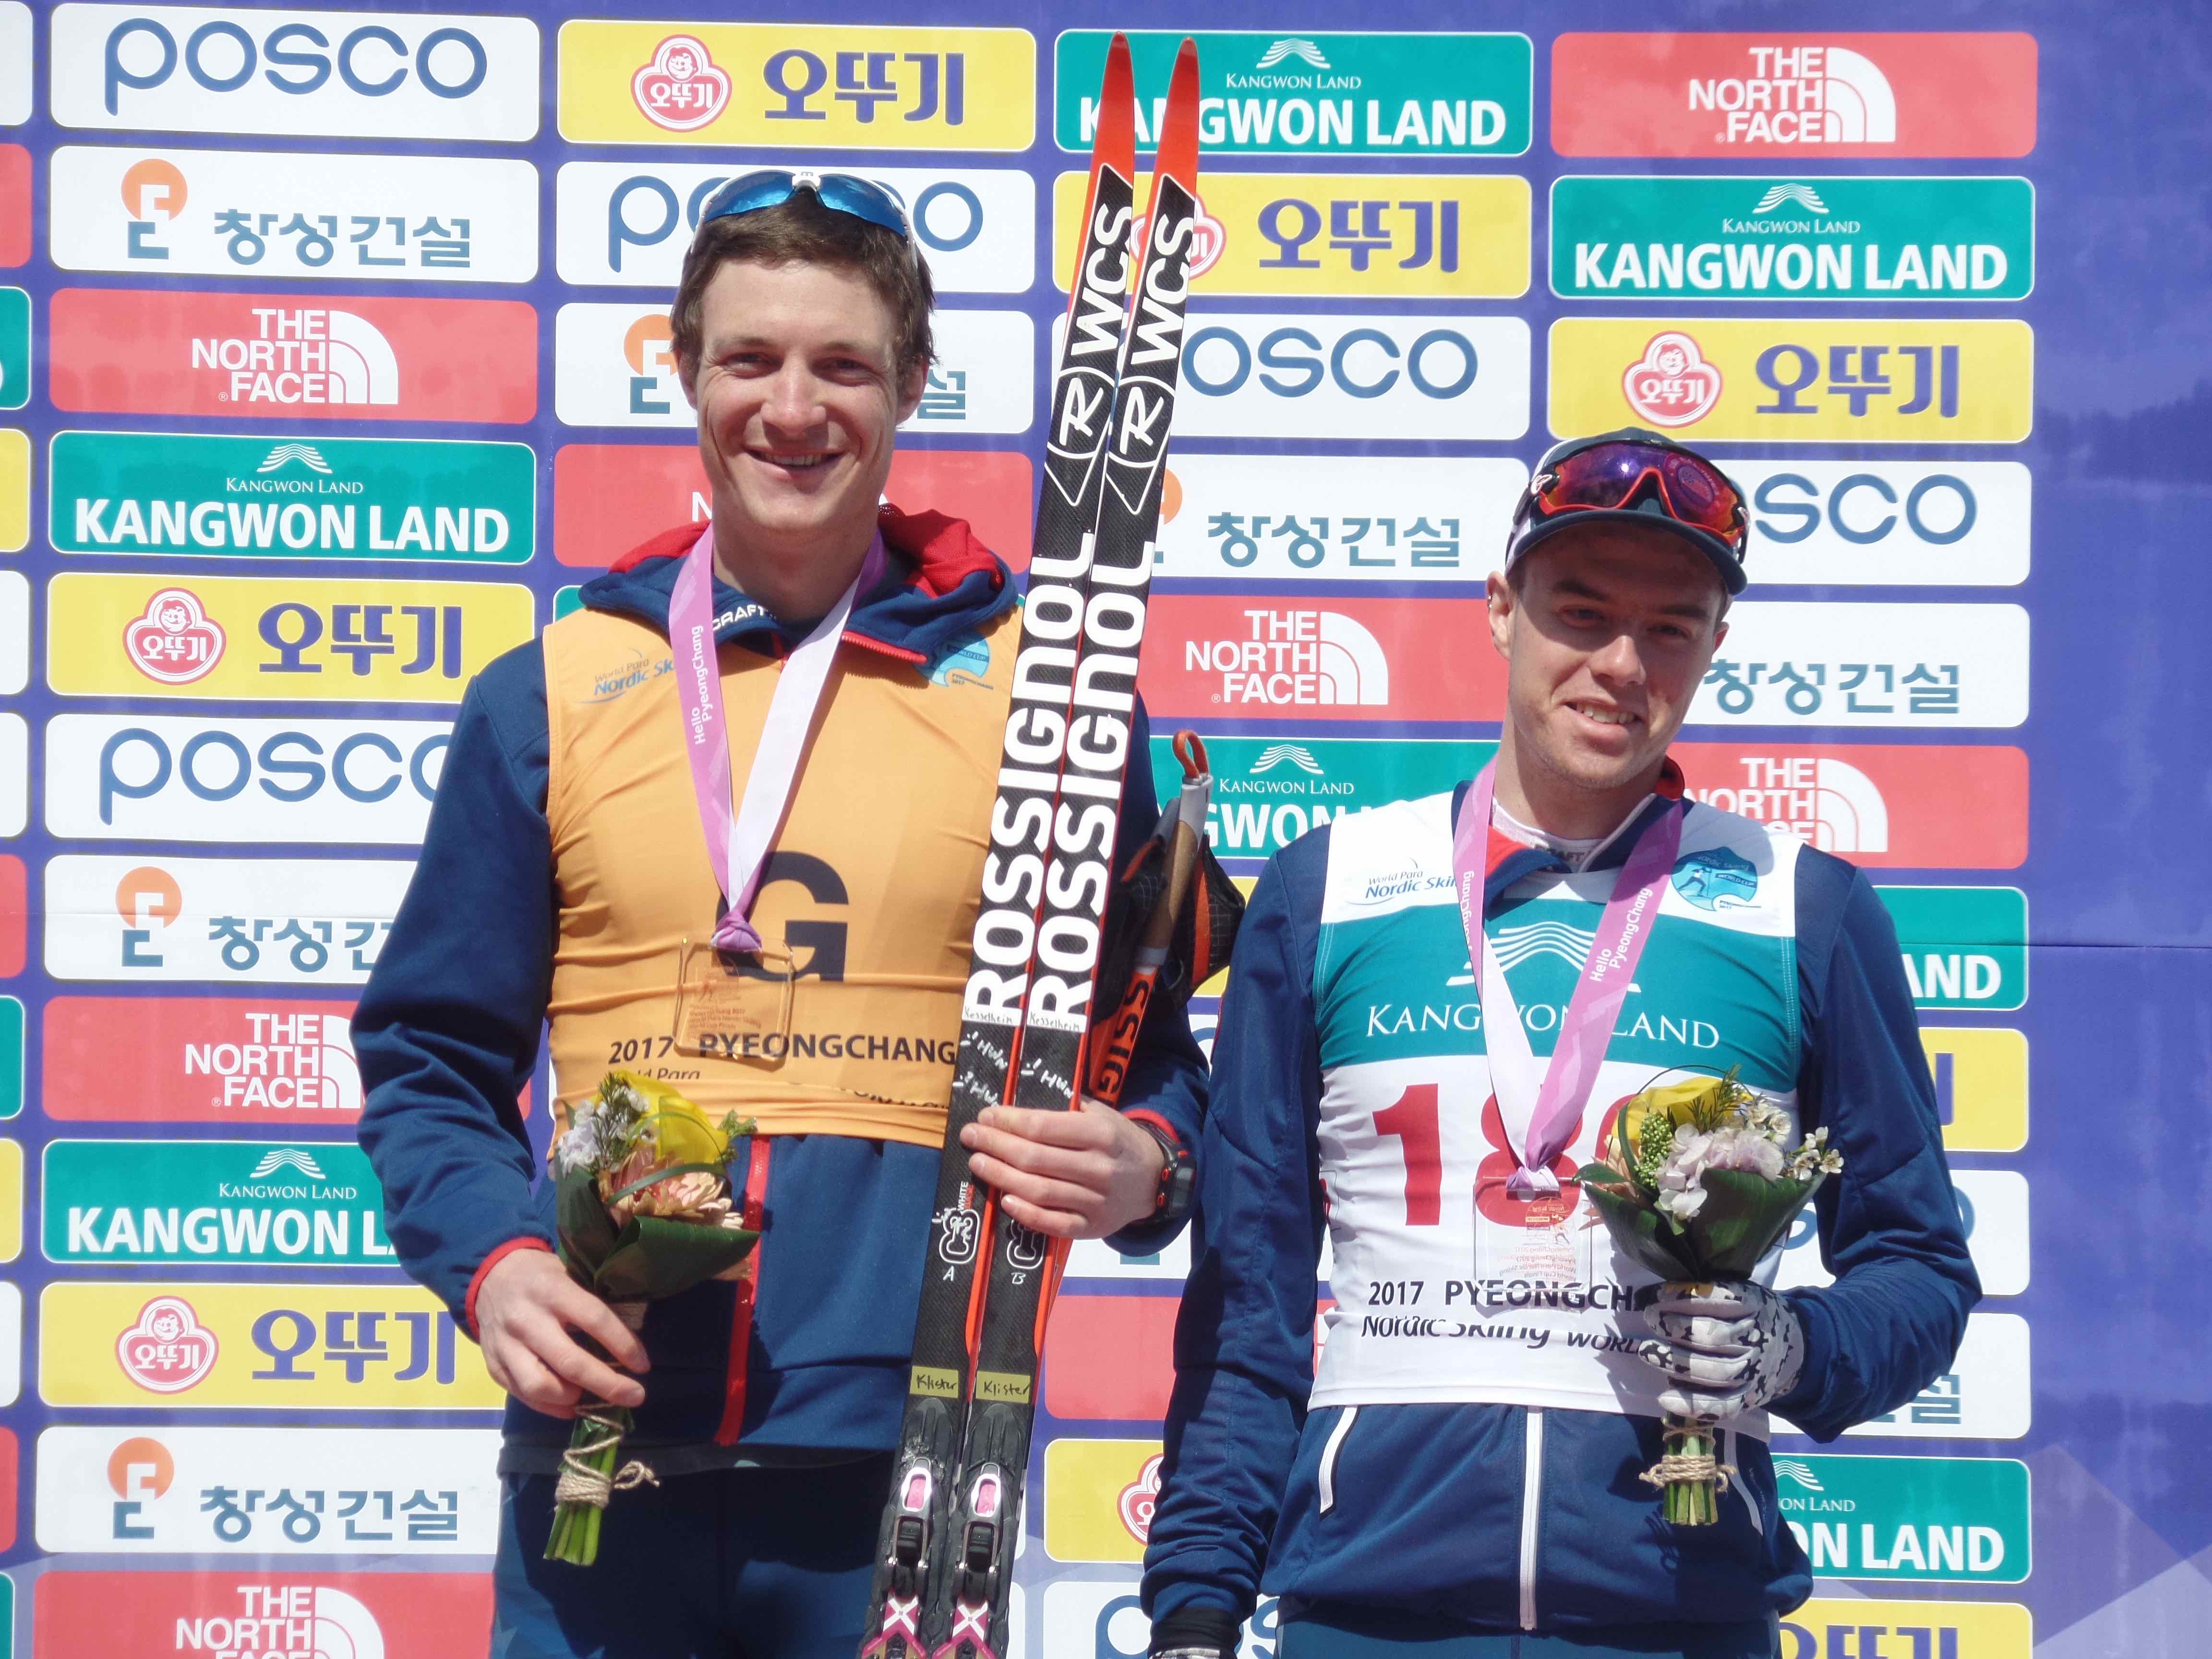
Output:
(1488, 522), (1729, 830)
(684, 257), (926, 608)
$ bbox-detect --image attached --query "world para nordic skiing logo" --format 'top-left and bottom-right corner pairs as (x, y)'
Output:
(1671, 847), (1760, 911)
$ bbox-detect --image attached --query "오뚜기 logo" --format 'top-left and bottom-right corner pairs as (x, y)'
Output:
(116, 1295), (219, 1393)
(1622, 331), (1723, 428)
(124, 588), (226, 684)
(632, 36), (731, 131)
(1118, 1452), (1165, 1543)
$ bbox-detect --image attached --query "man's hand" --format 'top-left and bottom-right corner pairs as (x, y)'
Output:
(1636, 1280), (1805, 1419)
(960, 1099), (1167, 1239)
(474, 1246), (650, 1419)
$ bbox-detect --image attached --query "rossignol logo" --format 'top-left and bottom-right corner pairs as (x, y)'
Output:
(123, 587), (226, 684)
(962, 165), (1145, 1033)
(631, 35), (731, 130)
(964, 532), (1141, 1031)
(1044, 180), (1133, 510)
(115, 1295), (219, 1393)
(1104, 177), (1194, 517)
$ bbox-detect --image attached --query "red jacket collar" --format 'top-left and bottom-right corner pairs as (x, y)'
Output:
(608, 504), (1003, 596)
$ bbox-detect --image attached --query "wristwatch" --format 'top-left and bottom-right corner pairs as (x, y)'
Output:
(1132, 1116), (1197, 1228)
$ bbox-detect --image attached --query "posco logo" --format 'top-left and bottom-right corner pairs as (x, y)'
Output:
(55, 6), (541, 140)
(92, 720), (449, 825)
(1184, 323), (1479, 402)
(101, 16), (492, 114)
(1165, 313), (1529, 441)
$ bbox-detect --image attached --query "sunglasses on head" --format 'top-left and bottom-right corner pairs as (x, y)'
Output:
(1516, 438), (1748, 556)
(696, 168), (912, 241)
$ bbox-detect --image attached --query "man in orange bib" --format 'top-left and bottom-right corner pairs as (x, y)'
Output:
(356, 172), (1206, 1659)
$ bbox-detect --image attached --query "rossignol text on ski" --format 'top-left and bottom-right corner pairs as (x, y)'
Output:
(858, 34), (1204, 1659)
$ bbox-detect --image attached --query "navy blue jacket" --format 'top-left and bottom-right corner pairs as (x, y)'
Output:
(1142, 787), (1978, 1632)
(355, 518), (1208, 1470)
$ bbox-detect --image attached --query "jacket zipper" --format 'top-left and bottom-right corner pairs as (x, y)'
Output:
(1317, 1406), (1358, 1515)
(1518, 1408), (1544, 1630)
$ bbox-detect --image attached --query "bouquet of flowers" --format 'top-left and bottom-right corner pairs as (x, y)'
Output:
(1576, 1069), (1842, 1525)
(544, 1070), (759, 1565)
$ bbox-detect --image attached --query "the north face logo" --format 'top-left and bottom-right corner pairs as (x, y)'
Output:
(190, 307), (398, 407)
(1187, 609), (1391, 708)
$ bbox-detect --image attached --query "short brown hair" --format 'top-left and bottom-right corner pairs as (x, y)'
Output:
(670, 190), (935, 387)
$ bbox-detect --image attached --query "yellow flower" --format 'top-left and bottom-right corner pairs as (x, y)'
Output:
(1619, 1074), (1732, 1154)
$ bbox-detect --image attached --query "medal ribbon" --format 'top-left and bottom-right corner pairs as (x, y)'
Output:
(670, 524), (887, 954)
(1451, 761), (1683, 1198)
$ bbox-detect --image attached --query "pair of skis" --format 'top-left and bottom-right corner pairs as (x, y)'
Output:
(859, 34), (1203, 1659)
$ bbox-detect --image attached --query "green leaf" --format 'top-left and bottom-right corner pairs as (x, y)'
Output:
(1676, 1169), (1819, 1277)
(1580, 1183), (1702, 1280)
(556, 1166), (619, 1276)
(590, 1215), (760, 1303)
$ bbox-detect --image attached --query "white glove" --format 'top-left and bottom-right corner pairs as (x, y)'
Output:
(1637, 1281), (1805, 1419)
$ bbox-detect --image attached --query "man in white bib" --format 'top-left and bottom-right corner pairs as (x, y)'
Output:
(1141, 430), (1979, 1659)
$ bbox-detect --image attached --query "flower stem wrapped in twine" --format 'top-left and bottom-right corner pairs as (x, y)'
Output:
(545, 1301), (654, 1565)
(1639, 1416), (1737, 1526)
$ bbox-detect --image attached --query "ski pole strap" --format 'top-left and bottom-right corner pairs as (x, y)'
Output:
(1450, 761), (1683, 1198)
(669, 525), (887, 955)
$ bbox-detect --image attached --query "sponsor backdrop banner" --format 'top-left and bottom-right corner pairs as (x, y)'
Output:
(0, 5), (2202, 1659)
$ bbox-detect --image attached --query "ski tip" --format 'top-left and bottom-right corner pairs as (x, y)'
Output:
(1095, 33), (1136, 175)
(1155, 38), (1202, 191)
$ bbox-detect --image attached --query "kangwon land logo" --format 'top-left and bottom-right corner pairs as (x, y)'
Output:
(1162, 735), (1490, 859)
(46, 1138), (396, 1266)
(1552, 175), (2033, 300)
(1057, 31), (1531, 155)
(51, 431), (536, 562)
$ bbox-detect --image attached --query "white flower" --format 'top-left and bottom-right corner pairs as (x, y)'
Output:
(1701, 1127), (1786, 1178)
(1656, 1184), (1709, 1221)
(555, 1108), (606, 1176)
